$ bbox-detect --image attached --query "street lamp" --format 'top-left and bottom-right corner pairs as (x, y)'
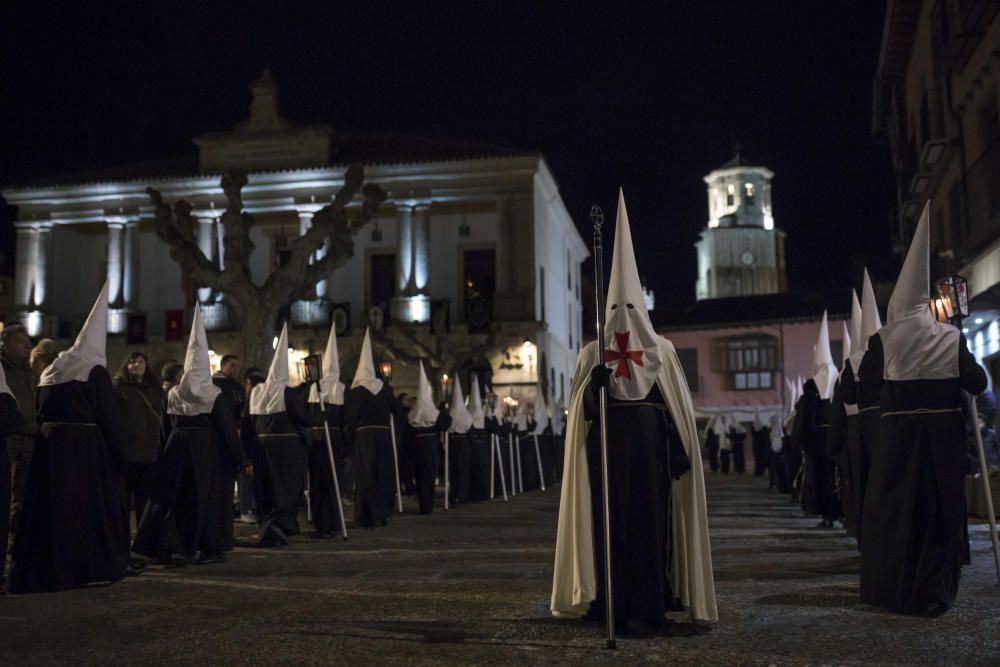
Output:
(440, 373), (453, 403)
(379, 360), (393, 383)
(934, 274), (969, 326)
(299, 353), (323, 383)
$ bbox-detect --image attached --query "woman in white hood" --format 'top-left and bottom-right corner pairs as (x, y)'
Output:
(8, 284), (132, 593)
(132, 308), (242, 564)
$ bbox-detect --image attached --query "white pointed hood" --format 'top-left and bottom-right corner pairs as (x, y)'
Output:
(514, 402), (530, 432)
(881, 202), (959, 380)
(309, 321), (345, 406)
(812, 311), (838, 400)
(604, 190), (662, 401)
(551, 398), (565, 435)
(408, 361), (439, 427)
(168, 307), (222, 416)
(250, 323), (289, 415)
(350, 328), (384, 396)
(860, 268), (882, 346)
(39, 282), (108, 387)
(847, 288), (863, 372)
(840, 319), (852, 374)
(533, 391), (549, 435)
(448, 375), (473, 434)
(467, 373), (485, 429)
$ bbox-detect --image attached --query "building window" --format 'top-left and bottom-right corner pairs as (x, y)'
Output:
(726, 184), (735, 207)
(568, 303), (573, 349)
(369, 253), (396, 309)
(716, 334), (779, 391)
(675, 347), (699, 392)
(463, 249), (496, 300)
(744, 183), (755, 207)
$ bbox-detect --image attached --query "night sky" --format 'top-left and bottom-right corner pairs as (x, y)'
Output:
(0, 2), (895, 310)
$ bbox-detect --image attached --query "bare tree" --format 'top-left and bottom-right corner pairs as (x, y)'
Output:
(147, 165), (385, 368)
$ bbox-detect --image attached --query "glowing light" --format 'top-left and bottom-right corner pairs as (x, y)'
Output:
(975, 318), (984, 324)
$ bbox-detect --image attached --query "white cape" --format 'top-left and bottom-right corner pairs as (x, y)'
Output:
(551, 336), (717, 622)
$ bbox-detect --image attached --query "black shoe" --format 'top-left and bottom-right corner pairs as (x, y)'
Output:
(125, 559), (147, 576)
(198, 552), (227, 565)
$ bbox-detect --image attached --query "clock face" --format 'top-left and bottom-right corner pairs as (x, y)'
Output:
(741, 251), (754, 266)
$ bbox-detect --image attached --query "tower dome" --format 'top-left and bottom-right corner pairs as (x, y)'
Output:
(695, 150), (787, 300)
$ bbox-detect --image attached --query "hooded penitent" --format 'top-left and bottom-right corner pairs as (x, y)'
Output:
(250, 323), (289, 415)
(846, 289), (863, 372)
(467, 374), (486, 429)
(841, 319), (853, 374)
(167, 307), (222, 416)
(408, 361), (439, 428)
(603, 189), (661, 401)
(881, 203), (957, 380)
(514, 402), (530, 432)
(551, 399), (565, 436)
(533, 391), (549, 436)
(812, 311), (838, 400)
(39, 282), (109, 387)
(860, 268), (883, 351)
(309, 321), (345, 406)
(351, 328), (384, 396)
(552, 189), (716, 623)
(449, 375), (473, 434)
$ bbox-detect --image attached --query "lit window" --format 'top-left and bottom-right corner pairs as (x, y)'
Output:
(716, 335), (778, 391)
(745, 183), (755, 207)
(726, 184), (735, 207)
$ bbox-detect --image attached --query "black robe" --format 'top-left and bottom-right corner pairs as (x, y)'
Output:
(484, 416), (510, 497)
(583, 384), (691, 629)
(845, 350), (883, 550)
(306, 401), (347, 536)
(538, 422), (557, 487)
(8, 366), (130, 593)
(792, 380), (841, 521)
(447, 429), (472, 505)
(518, 422), (542, 492)
(344, 384), (397, 527)
(705, 430), (720, 472)
(0, 393), (24, 575)
(730, 428), (747, 474)
(827, 366), (860, 538)
(467, 426), (492, 501)
(407, 411), (451, 515)
(751, 424), (771, 477)
(859, 333), (986, 613)
(132, 394), (241, 560)
(245, 388), (314, 544)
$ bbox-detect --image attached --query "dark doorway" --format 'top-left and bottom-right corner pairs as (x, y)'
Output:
(370, 253), (396, 309)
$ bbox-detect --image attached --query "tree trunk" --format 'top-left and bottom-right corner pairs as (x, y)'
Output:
(239, 295), (280, 372)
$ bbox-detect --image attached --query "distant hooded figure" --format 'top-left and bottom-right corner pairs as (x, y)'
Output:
(306, 322), (348, 537)
(8, 284), (131, 593)
(859, 203), (986, 615)
(827, 294), (861, 538)
(551, 190), (716, 631)
(750, 409), (770, 477)
(246, 324), (314, 546)
(793, 311), (842, 527)
(466, 374), (492, 501)
(343, 329), (397, 528)
(515, 402), (540, 492)
(534, 391), (556, 486)
(447, 375), (474, 505)
(704, 415), (721, 473)
(132, 307), (241, 564)
(841, 269), (883, 549)
(407, 361), (451, 514)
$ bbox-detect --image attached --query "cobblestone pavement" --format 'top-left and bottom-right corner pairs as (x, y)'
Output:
(1, 471), (998, 665)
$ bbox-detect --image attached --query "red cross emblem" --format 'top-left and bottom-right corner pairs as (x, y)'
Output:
(605, 331), (644, 380)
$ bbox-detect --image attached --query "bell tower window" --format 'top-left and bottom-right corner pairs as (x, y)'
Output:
(744, 183), (755, 207)
(726, 184), (735, 207)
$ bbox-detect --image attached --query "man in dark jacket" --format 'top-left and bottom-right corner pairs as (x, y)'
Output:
(113, 352), (164, 529)
(2, 324), (37, 546)
(213, 355), (252, 521)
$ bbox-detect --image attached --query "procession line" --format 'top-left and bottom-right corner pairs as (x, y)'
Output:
(230, 546), (554, 557)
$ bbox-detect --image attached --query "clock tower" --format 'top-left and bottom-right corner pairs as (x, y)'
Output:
(694, 151), (787, 300)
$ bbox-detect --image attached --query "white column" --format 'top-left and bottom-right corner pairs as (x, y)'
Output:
(122, 220), (138, 310)
(315, 237), (329, 299)
(107, 221), (124, 307)
(197, 217), (216, 303)
(34, 225), (52, 309)
(413, 204), (430, 293)
(396, 204), (414, 294)
(15, 227), (34, 308)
